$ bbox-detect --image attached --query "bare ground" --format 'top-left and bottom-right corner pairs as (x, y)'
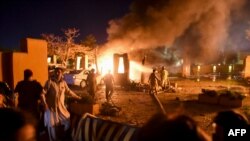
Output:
(71, 79), (250, 135)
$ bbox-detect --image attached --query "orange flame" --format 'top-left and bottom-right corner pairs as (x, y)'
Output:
(98, 54), (152, 81)
(118, 57), (124, 73)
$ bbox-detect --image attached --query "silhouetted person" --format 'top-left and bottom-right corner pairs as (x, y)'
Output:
(148, 69), (160, 94)
(103, 70), (114, 102)
(160, 66), (169, 90)
(212, 110), (249, 141)
(86, 68), (97, 100)
(41, 67), (81, 141)
(137, 113), (211, 141)
(0, 108), (37, 141)
(14, 69), (43, 124)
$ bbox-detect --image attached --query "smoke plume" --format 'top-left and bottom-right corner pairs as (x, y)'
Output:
(101, 0), (246, 64)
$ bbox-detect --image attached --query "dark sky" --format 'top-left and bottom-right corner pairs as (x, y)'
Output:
(0, 0), (133, 50)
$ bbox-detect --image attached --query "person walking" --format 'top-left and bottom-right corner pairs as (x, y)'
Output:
(86, 68), (97, 101)
(41, 67), (81, 141)
(14, 69), (43, 123)
(103, 70), (114, 102)
(148, 69), (160, 95)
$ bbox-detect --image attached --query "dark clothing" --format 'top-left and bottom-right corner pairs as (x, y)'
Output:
(14, 80), (43, 118)
(103, 74), (114, 102)
(86, 72), (97, 98)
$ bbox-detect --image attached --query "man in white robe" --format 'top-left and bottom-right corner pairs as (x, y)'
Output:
(41, 67), (81, 141)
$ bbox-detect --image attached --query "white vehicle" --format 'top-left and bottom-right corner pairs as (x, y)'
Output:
(63, 69), (102, 88)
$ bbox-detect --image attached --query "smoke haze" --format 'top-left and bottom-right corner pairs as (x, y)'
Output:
(101, 0), (246, 64)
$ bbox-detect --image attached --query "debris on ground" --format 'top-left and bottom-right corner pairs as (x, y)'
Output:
(100, 102), (122, 116)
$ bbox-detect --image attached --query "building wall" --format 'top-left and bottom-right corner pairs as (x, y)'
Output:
(244, 56), (250, 78)
(0, 38), (48, 89)
(12, 38), (48, 88)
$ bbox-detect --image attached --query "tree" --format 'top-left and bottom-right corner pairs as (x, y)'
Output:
(81, 34), (99, 73)
(42, 34), (64, 55)
(81, 34), (97, 49)
(63, 28), (80, 66)
(41, 33), (65, 61)
(42, 28), (97, 69)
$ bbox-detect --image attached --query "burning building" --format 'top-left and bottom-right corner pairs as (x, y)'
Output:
(97, 0), (248, 82)
(113, 53), (130, 86)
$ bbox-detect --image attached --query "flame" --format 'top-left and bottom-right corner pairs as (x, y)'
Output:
(129, 61), (152, 81)
(118, 57), (124, 73)
(98, 53), (152, 81)
(98, 55), (113, 76)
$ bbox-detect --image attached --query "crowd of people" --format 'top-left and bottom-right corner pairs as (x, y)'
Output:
(0, 67), (250, 141)
(0, 67), (81, 141)
(1, 107), (249, 141)
(0, 67), (116, 141)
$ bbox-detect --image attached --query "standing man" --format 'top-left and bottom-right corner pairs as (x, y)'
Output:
(14, 69), (43, 121)
(160, 66), (169, 90)
(103, 70), (114, 103)
(86, 68), (97, 100)
(41, 67), (81, 141)
(148, 69), (160, 95)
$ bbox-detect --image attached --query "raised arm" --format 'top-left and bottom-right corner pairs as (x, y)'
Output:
(64, 81), (81, 100)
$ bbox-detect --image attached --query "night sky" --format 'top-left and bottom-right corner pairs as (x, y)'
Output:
(0, 0), (133, 50)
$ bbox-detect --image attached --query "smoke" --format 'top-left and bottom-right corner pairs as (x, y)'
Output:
(101, 0), (246, 64)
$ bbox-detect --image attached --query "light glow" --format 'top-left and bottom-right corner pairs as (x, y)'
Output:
(213, 65), (216, 72)
(118, 57), (125, 73)
(229, 65), (232, 73)
(98, 55), (113, 76)
(76, 56), (82, 70)
(197, 65), (201, 72)
(47, 57), (51, 63)
(98, 54), (152, 81)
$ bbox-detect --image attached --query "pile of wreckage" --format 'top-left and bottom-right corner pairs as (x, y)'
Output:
(128, 80), (177, 93)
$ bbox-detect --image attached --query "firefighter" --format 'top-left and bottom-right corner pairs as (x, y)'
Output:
(148, 68), (160, 95)
(160, 66), (169, 90)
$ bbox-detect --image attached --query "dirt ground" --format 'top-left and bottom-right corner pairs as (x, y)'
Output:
(70, 78), (250, 135)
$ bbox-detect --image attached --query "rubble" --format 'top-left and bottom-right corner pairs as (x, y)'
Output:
(99, 102), (122, 117)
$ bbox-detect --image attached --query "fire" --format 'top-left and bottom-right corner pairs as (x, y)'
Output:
(98, 55), (113, 76)
(129, 61), (152, 81)
(98, 54), (152, 81)
(118, 57), (124, 73)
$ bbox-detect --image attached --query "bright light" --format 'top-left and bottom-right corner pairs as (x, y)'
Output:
(213, 65), (216, 72)
(129, 61), (152, 81)
(118, 57), (124, 73)
(98, 55), (113, 76)
(98, 53), (152, 81)
(76, 56), (82, 70)
(176, 60), (183, 67)
(47, 57), (51, 63)
(229, 65), (232, 73)
(197, 65), (201, 72)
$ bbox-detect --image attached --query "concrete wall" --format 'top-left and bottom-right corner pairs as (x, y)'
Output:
(0, 38), (48, 89)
